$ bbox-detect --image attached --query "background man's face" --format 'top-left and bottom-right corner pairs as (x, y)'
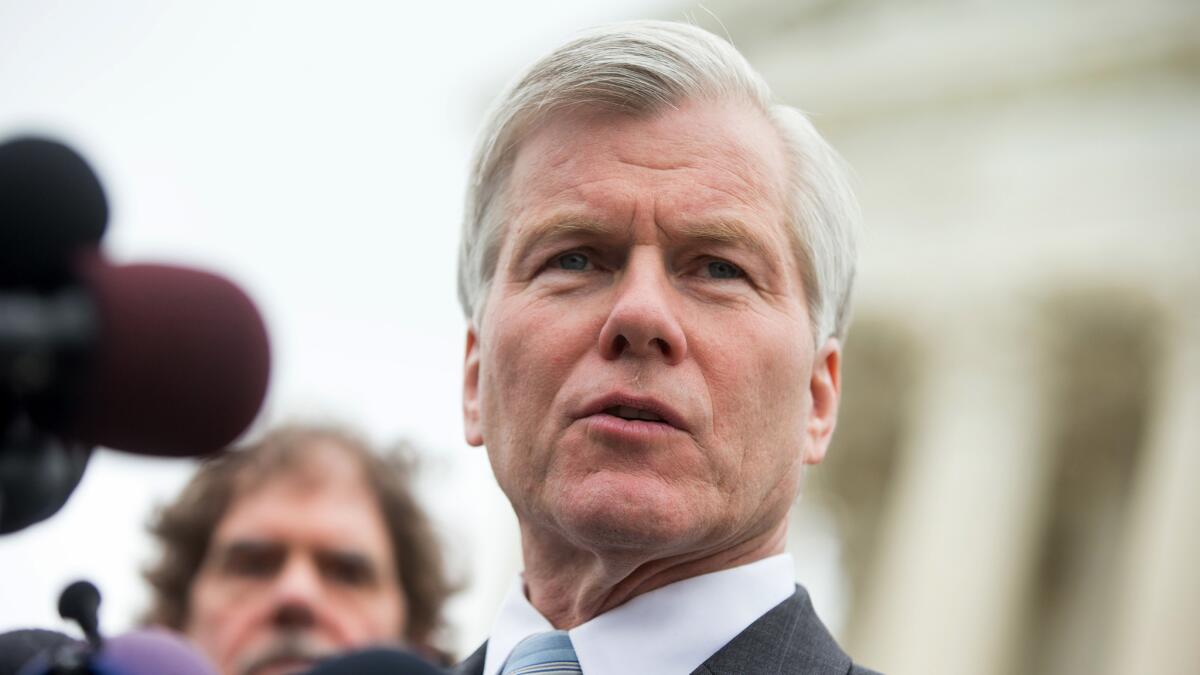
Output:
(463, 100), (841, 559)
(185, 447), (406, 675)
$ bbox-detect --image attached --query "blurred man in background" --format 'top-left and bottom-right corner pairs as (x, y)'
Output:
(142, 425), (454, 674)
(455, 20), (879, 674)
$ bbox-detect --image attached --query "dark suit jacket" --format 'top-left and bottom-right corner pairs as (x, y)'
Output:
(451, 585), (882, 675)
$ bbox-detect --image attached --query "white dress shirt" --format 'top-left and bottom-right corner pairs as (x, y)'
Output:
(481, 554), (796, 675)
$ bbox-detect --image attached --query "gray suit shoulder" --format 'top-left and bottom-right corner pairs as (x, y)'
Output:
(450, 642), (485, 675)
(693, 585), (885, 675)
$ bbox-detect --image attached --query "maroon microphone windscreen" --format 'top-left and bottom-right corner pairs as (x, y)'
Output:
(69, 253), (270, 456)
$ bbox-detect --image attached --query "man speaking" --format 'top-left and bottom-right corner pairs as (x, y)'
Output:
(455, 20), (879, 675)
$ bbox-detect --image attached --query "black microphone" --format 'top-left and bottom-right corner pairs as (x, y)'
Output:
(0, 414), (90, 535)
(0, 137), (107, 289)
(57, 580), (102, 650)
(303, 647), (446, 675)
(0, 135), (103, 533)
(0, 630), (81, 675)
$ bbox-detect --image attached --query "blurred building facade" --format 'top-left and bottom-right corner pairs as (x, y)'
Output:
(676, 1), (1199, 673)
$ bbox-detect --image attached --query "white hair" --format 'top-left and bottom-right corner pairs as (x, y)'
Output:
(458, 20), (859, 343)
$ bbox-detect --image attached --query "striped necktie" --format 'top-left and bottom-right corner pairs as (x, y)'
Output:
(501, 630), (582, 674)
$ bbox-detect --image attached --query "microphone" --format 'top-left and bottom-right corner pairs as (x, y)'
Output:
(57, 580), (102, 649)
(15, 630), (217, 675)
(51, 252), (272, 457)
(2, 250), (272, 458)
(0, 415), (90, 535)
(12, 579), (217, 675)
(1, 135), (271, 533)
(0, 137), (107, 289)
(303, 647), (446, 675)
(83, 629), (218, 675)
(0, 630), (80, 675)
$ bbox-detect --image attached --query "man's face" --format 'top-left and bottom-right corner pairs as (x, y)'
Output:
(463, 100), (842, 560)
(185, 447), (406, 675)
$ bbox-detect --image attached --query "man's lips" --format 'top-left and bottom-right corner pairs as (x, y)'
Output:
(577, 392), (689, 432)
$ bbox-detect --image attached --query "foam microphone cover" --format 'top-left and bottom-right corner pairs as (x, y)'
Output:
(15, 629), (217, 675)
(89, 629), (218, 675)
(65, 252), (270, 456)
(0, 629), (80, 675)
(0, 137), (107, 288)
(303, 647), (445, 675)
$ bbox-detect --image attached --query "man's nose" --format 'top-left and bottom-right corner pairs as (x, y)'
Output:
(598, 249), (687, 365)
(268, 556), (322, 629)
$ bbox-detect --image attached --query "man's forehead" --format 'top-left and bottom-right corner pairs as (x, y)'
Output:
(511, 101), (786, 188)
(496, 107), (796, 265)
(502, 100), (792, 236)
(232, 440), (366, 493)
(213, 463), (386, 547)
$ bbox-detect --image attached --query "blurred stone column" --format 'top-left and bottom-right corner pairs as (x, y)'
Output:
(851, 301), (1052, 675)
(1108, 291), (1200, 673)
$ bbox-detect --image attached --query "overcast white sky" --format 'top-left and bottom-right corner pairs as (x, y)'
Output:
(0, 0), (682, 653)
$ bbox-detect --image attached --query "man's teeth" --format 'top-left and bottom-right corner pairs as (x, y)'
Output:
(606, 405), (665, 422)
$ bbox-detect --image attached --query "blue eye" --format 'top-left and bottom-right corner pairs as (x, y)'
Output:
(706, 260), (743, 279)
(555, 252), (590, 271)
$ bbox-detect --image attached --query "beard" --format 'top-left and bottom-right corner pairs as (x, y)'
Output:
(236, 630), (336, 675)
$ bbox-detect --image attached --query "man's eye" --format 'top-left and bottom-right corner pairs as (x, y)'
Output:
(705, 260), (744, 280)
(319, 554), (376, 587)
(223, 551), (281, 578)
(553, 252), (591, 271)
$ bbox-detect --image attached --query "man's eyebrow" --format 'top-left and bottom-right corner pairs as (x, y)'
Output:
(212, 538), (282, 558)
(316, 549), (380, 579)
(508, 215), (619, 266)
(671, 218), (783, 271)
(203, 539), (285, 573)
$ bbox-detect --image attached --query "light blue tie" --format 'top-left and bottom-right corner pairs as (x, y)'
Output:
(501, 630), (583, 674)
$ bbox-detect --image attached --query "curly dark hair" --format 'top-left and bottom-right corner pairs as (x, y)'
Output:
(141, 424), (456, 659)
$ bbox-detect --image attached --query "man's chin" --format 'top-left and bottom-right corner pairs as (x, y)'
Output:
(552, 474), (711, 550)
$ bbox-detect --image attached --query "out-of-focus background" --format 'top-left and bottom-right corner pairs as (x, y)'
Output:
(2, 1), (1197, 673)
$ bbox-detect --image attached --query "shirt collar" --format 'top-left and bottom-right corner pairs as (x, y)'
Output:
(482, 554), (795, 675)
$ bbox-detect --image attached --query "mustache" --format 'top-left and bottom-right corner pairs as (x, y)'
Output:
(238, 632), (335, 675)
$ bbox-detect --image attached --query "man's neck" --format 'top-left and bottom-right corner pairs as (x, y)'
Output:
(519, 520), (789, 629)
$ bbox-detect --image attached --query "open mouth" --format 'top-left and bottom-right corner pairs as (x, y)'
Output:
(580, 393), (687, 434)
(603, 405), (668, 423)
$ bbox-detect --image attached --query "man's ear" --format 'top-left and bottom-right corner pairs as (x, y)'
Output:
(804, 337), (842, 465)
(462, 326), (484, 447)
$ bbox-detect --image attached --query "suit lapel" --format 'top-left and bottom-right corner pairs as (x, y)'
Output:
(450, 642), (487, 675)
(690, 586), (854, 675)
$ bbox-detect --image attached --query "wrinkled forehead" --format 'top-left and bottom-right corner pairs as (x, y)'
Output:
(510, 99), (787, 193)
(494, 99), (797, 271)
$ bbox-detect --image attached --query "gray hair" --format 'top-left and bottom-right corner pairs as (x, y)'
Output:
(458, 20), (859, 343)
